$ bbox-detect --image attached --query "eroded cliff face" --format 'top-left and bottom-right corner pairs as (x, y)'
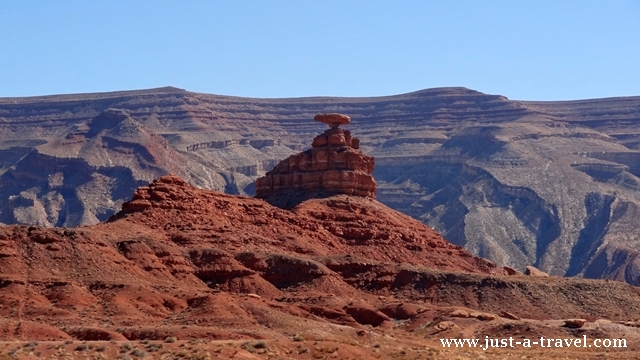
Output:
(0, 106), (228, 227)
(373, 121), (640, 281)
(2, 87), (640, 285)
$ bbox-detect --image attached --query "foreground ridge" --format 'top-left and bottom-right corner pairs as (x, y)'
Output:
(0, 175), (639, 358)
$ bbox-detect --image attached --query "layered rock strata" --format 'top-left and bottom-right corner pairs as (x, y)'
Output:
(6, 87), (640, 286)
(255, 114), (376, 199)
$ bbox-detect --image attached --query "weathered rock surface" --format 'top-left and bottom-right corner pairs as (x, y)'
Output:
(255, 117), (376, 202)
(378, 302), (422, 320)
(314, 113), (351, 127)
(503, 266), (522, 276)
(4, 87), (640, 288)
(564, 319), (587, 328)
(450, 309), (470, 318)
(525, 265), (550, 277)
(500, 311), (520, 320)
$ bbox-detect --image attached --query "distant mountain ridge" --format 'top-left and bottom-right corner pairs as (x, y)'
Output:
(2, 86), (640, 285)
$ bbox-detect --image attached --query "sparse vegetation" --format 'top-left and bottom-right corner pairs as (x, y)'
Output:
(130, 348), (147, 357)
(241, 341), (257, 353)
(74, 344), (89, 352)
(191, 352), (210, 360)
(164, 336), (176, 343)
(240, 341), (268, 354)
(146, 342), (163, 352)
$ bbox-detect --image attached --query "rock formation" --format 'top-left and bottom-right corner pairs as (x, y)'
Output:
(6, 87), (640, 287)
(255, 113), (376, 202)
(525, 265), (550, 277)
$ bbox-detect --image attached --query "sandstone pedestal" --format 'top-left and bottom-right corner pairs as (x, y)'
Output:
(255, 114), (376, 203)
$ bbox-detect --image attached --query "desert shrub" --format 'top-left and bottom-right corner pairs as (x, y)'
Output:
(145, 342), (162, 352)
(74, 344), (89, 352)
(96, 345), (107, 352)
(293, 334), (304, 342)
(240, 341), (268, 354)
(164, 336), (176, 343)
(130, 348), (147, 358)
(241, 342), (257, 353)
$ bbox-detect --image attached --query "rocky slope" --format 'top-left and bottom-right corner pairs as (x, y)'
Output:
(2, 87), (640, 286)
(3, 174), (640, 359)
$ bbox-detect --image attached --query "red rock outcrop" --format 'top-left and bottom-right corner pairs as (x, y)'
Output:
(255, 114), (376, 200)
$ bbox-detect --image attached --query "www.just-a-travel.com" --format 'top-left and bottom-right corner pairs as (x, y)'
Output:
(440, 335), (627, 350)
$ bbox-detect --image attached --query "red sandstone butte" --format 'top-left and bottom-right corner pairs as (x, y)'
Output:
(255, 114), (376, 199)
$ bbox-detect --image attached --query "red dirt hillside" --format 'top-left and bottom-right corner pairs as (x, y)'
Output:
(116, 174), (498, 274)
(3, 174), (640, 346)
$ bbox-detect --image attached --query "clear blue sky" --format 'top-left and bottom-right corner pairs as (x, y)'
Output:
(1, 1), (639, 100)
